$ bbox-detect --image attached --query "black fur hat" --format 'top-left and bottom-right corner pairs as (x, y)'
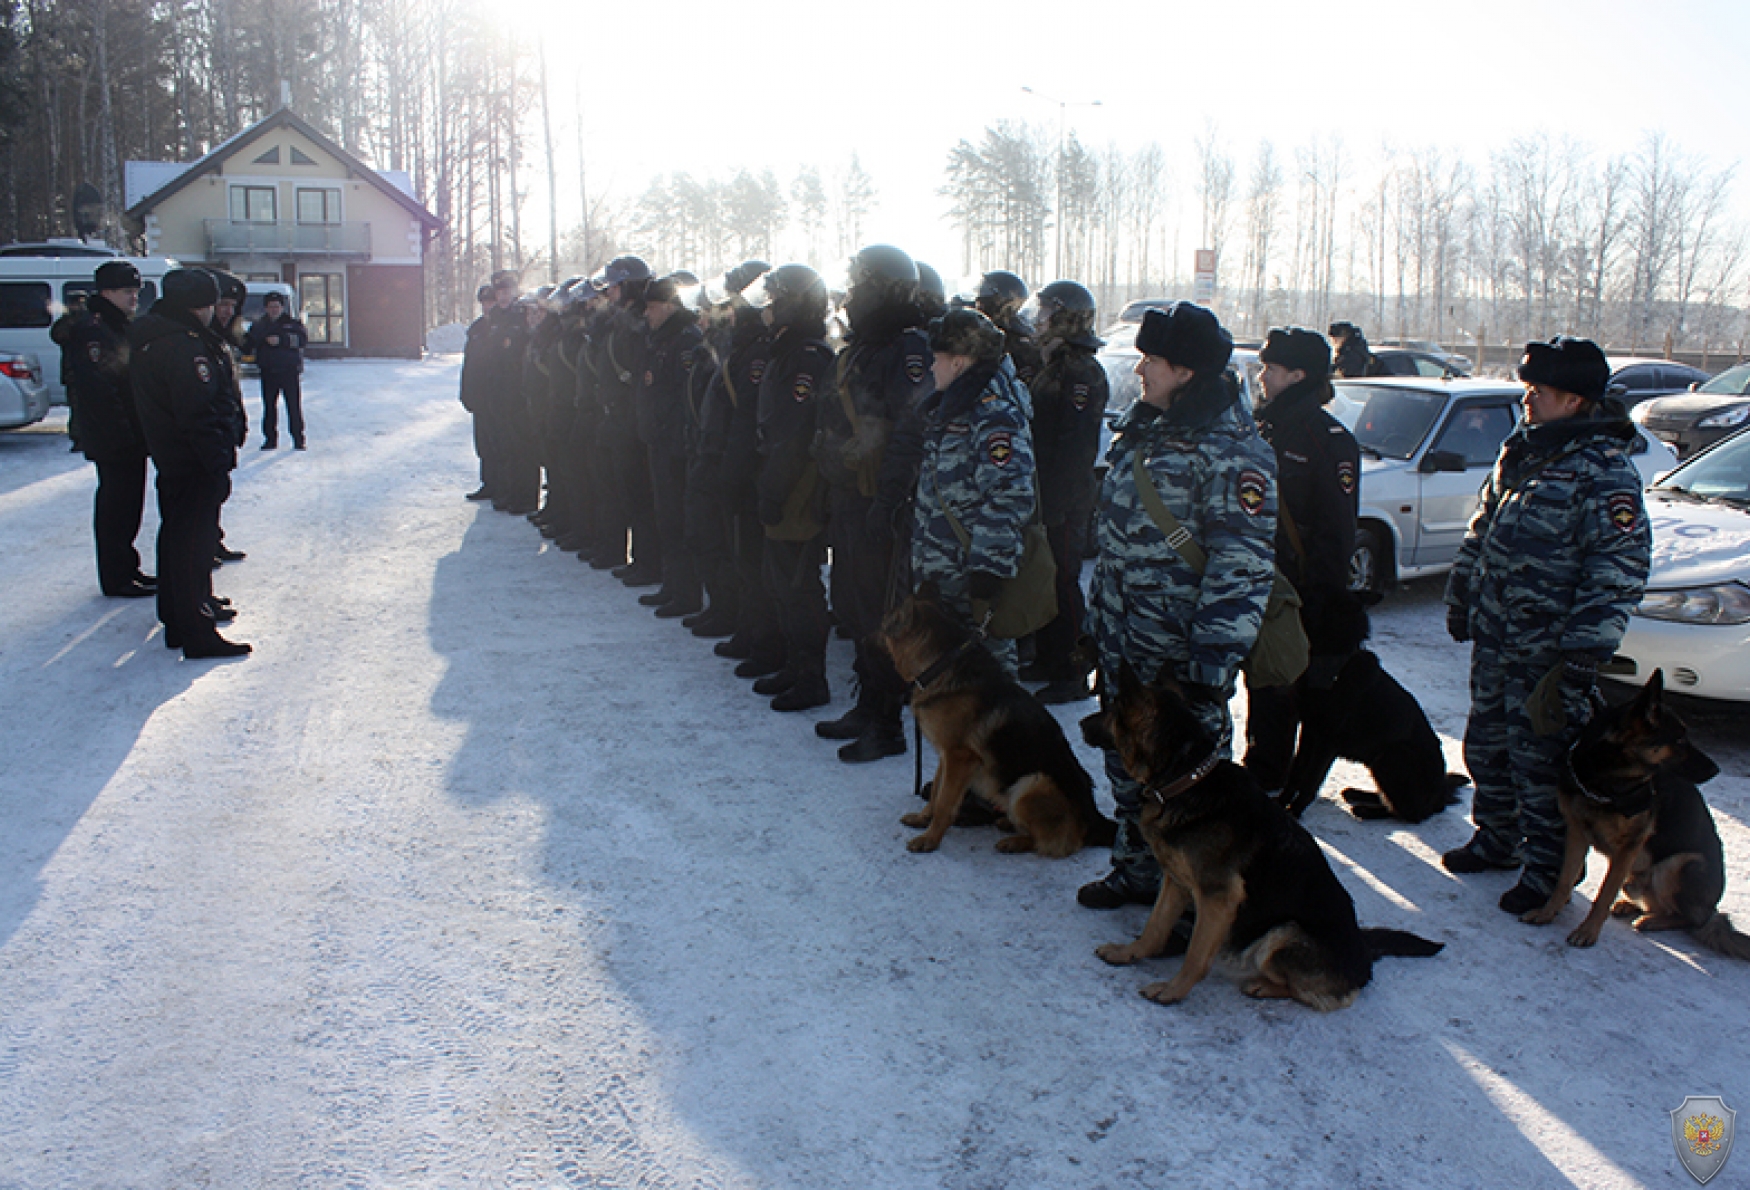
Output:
(159, 268), (219, 311)
(1259, 326), (1331, 377)
(1518, 336), (1609, 401)
(94, 260), (140, 290)
(1134, 302), (1232, 375)
(928, 308), (1005, 363)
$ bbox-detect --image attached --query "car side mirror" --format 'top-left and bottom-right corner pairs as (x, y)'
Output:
(1418, 449), (1469, 474)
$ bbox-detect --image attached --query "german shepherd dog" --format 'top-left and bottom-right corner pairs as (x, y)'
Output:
(1279, 590), (1467, 823)
(878, 585), (1117, 856)
(1522, 670), (1750, 956)
(1088, 661), (1442, 1009)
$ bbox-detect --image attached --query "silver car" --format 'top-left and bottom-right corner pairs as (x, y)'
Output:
(1329, 378), (1677, 593)
(0, 351), (51, 430)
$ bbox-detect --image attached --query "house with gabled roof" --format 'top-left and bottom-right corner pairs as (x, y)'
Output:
(124, 107), (443, 359)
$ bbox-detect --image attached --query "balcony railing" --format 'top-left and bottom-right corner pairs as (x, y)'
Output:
(204, 219), (372, 258)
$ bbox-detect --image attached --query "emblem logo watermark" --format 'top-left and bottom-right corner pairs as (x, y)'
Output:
(1671, 1095), (1736, 1184)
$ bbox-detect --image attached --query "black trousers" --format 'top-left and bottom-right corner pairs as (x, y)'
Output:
(827, 487), (905, 720)
(93, 454), (148, 592)
(1243, 680), (1299, 793)
(648, 448), (693, 596)
(260, 372), (304, 444)
(155, 467), (229, 645)
(762, 532), (828, 680)
(685, 453), (736, 612)
(1035, 514), (1092, 680)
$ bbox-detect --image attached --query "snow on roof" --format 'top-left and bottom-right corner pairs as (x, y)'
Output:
(125, 161), (189, 209)
(379, 170), (415, 199)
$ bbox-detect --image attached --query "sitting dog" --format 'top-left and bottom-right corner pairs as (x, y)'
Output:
(879, 585), (1116, 856)
(1278, 590), (1466, 823)
(1089, 660), (1442, 1009)
(1522, 670), (1749, 955)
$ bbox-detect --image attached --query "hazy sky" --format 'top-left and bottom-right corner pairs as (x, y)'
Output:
(503, 0), (1750, 282)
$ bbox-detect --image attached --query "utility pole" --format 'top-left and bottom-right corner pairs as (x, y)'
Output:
(1022, 86), (1100, 279)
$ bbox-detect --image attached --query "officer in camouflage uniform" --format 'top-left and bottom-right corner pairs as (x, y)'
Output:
(1022, 280), (1109, 704)
(1079, 303), (1278, 909)
(910, 308), (1036, 675)
(750, 264), (835, 712)
(814, 245), (932, 763)
(1442, 336), (1651, 915)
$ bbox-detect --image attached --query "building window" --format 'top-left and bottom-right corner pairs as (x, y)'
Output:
(299, 273), (345, 345)
(0, 282), (51, 328)
(290, 145), (316, 165)
(296, 187), (341, 225)
(230, 185), (277, 223)
(253, 146), (281, 165)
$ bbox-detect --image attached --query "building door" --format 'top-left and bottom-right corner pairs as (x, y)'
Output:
(299, 272), (346, 347)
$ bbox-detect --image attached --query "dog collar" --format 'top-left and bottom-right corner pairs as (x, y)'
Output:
(1564, 751), (1653, 813)
(1141, 749), (1220, 805)
(912, 638), (978, 693)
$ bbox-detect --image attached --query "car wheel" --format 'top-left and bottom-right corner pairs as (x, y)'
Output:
(1349, 524), (1389, 595)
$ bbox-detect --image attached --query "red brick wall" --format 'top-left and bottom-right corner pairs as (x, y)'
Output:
(342, 264), (425, 358)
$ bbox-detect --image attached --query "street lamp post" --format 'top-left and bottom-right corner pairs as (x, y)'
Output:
(1022, 86), (1100, 280)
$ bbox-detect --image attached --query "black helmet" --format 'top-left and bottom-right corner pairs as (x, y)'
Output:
(976, 270), (1029, 323)
(725, 259), (771, 295)
(598, 255), (653, 303)
(848, 244), (918, 301)
(1034, 279), (1101, 349)
(915, 262), (947, 320)
(746, 263), (829, 329)
(476, 283), (495, 304)
(928, 308), (1005, 364)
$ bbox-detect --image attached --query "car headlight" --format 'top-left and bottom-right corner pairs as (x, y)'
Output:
(1634, 582), (1750, 625)
(1697, 404), (1750, 429)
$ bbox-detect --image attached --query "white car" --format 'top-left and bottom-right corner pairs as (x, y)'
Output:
(1603, 426), (1750, 702)
(0, 350), (51, 430)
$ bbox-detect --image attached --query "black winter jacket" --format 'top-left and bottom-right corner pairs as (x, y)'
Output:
(64, 295), (144, 462)
(243, 312), (307, 375)
(1255, 376), (1360, 602)
(130, 305), (237, 475)
(1030, 339), (1109, 526)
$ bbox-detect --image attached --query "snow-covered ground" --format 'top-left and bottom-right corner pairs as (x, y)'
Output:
(2, 358), (1746, 1189)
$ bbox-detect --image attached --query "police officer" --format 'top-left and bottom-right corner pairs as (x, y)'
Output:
(518, 286), (564, 524)
(1442, 336), (1651, 916)
(915, 262), (948, 322)
(542, 280), (596, 552)
(130, 269), (250, 659)
(909, 308), (1037, 675)
(638, 272), (707, 616)
(244, 292), (308, 449)
(203, 269), (249, 571)
(749, 264), (835, 712)
(461, 283), (499, 501)
(1022, 280), (1109, 704)
(813, 245), (931, 761)
(1328, 320), (1380, 379)
(1243, 326), (1360, 798)
(974, 270), (1041, 392)
(64, 261), (154, 597)
(1079, 303), (1277, 909)
(594, 256), (660, 582)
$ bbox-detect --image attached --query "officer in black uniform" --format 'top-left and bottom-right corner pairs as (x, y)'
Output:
(130, 269), (249, 659)
(519, 287), (564, 524)
(203, 269), (249, 572)
(975, 270), (1042, 392)
(64, 261), (154, 597)
(1243, 326), (1360, 795)
(462, 283), (499, 501)
(1024, 280), (1110, 703)
(749, 264), (835, 712)
(593, 256), (659, 582)
(637, 272), (707, 616)
(541, 280), (594, 550)
(915, 262), (948, 322)
(812, 245), (931, 760)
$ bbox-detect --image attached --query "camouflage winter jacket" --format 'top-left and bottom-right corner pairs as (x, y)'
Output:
(1445, 410), (1650, 662)
(910, 355), (1036, 585)
(1089, 371), (1278, 690)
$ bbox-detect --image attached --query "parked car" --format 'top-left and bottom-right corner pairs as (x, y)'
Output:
(1605, 356), (1712, 410)
(1370, 348), (1472, 379)
(1113, 297), (1177, 325)
(1328, 378), (1677, 593)
(1603, 425), (1750, 702)
(1376, 339), (1474, 373)
(0, 350), (51, 430)
(1631, 361), (1750, 459)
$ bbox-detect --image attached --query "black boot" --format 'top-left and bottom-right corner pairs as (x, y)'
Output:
(838, 722), (905, 763)
(715, 633), (754, 660)
(771, 674), (829, 712)
(735, 652), (784, 679)
(1076, 869), (1159, 910)
(1036, 676), (1093, 705)
(1441, 834), (1521, 874)
(752, 668), (798, 696)
(815, 703), (875, 741)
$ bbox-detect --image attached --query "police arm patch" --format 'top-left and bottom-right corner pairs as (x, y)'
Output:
(904, 354), (926, 385)
(749, 359), (767, 384)
(987, 430), (1014, 466)
(1237, 468), (1268, 515)
(1072, 383), (1090, 410)
(1337, 460), (1356, 495)
(1608, 492), (1640, 534)
(792, 372), (815, 402)
(194, 356), (212, 384)
(87, 341), (103, 363)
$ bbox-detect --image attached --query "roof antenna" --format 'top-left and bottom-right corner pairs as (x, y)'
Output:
(279, 80), (292, 110)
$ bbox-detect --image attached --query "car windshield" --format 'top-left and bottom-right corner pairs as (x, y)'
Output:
(1698, 363), (1750, 396)
(1656, 429), (1750, 503)
(1329, 385), (1448, 460)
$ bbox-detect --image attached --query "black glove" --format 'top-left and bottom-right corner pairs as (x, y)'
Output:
(967, 570), (1003, 602)
(1529, 656), (1598, 737)
(1181, 681), (1225, 707)
(1447, 606), (1470, 643)
(758, 497), (784, 527)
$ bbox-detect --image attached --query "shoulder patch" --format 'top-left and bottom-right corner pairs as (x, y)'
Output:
(1337, 459), (1356, 496)
(987, 430), (1015, 466)
(792, 372), (816, 402)
(905, 354), (926, 385)
(87, 341), (103, 363)
(193, 356), (212, 385)
(1237, 468), (1268, 516)
(1608, 492), (1640, 534)
(749, 359), (767, 385)
(1072, 383), (1090, 410)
